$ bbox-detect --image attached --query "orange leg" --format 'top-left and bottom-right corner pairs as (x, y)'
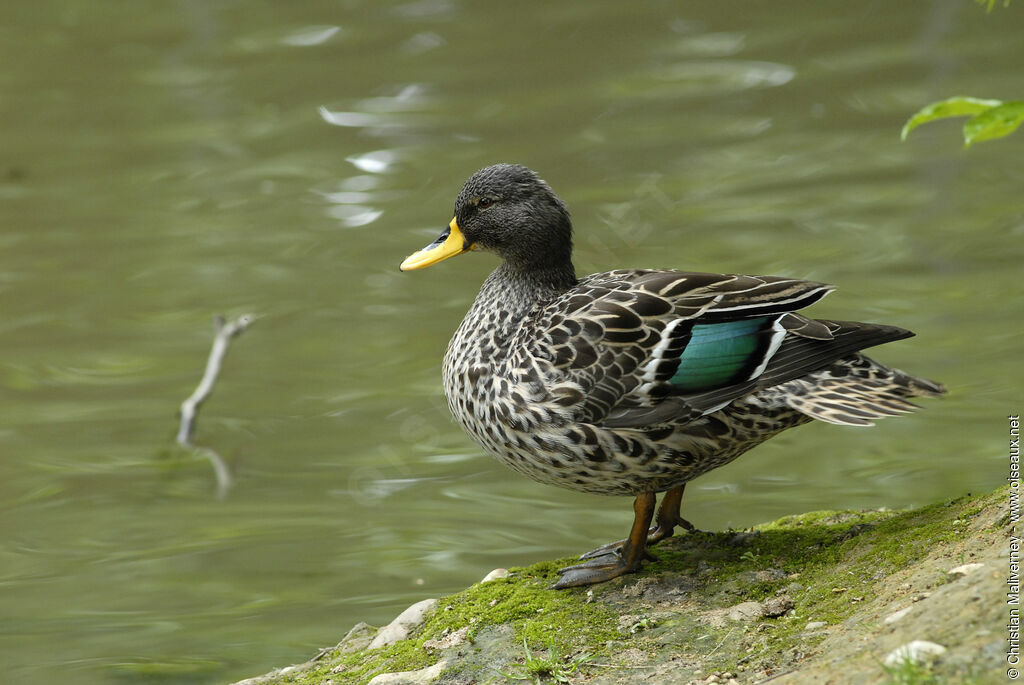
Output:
(650, 483), (697, 543)
(576, 483), (698, 562)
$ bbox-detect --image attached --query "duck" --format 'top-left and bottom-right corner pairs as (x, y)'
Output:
(399, 163), (945, 589)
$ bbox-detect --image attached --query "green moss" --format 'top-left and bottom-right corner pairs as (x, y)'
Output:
(285, 641), (434, 685)
(417, 562), (619, 651)
(284, 561), (618, 684)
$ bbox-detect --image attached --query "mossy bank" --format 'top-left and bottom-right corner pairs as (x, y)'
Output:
(234, 487), (1010, 685)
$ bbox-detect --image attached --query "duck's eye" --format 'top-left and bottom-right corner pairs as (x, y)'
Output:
(478, 197), (493, 209)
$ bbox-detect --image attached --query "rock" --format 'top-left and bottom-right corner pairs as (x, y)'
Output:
(753, 568), (788, 582)
(337, 621), (376, 653)
(805, 621), (828, 631)
(728, 531), (760, 546)
(948, 562), (985, 576)
(883, 640), (947, 666)
(367, 659), (447, 684)
(724, 596), (794, 622)
(883, 606), (912, 625)
(231, 663), (307, 685)
(727, 601), (764, 622)
(480, 568), (509, 583)
(761, 596), (794, 618)
(369, 598), (438, 649)
(616, 613), (645, 632)
(422, 626), (469, 651)
(838, 522), (875, 540)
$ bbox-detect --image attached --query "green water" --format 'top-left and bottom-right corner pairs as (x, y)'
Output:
(1, 1), (1020, 683)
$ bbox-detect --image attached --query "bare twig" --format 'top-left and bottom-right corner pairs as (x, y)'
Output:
(177, 314), (253, 446)
(177, 314), (253, 499)
(754, 669), (797, 683)
(705, 628), (734, 659)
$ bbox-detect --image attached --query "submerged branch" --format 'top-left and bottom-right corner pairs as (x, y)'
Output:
(177, 314), (254, 446)
(177, 314), (254, 499)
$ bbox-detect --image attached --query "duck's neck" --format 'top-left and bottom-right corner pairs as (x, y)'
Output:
(470, 260), (578, 328)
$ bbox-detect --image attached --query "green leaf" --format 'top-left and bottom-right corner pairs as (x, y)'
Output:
(900, 96), (1003, 141)
(963, 101), (1024, 147)
(975, 0), (1012, 11)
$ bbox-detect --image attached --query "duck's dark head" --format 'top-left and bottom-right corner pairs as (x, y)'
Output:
(400, 164), (574, 273)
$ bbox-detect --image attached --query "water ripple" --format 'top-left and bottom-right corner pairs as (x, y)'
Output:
(345, 150), (399, 174)
(280, 25), (342, 47)
(611, 60), (795, 99)
(327, 204), (383, 227)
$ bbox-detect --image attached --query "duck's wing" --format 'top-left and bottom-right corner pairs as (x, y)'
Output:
(527, 270), (912, 428)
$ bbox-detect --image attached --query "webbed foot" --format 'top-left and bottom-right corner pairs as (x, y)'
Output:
(554, 551), (645, 588)
(552, 492), (656, 589)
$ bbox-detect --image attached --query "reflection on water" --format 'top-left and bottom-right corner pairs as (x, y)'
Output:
(1, 1), (1020, 683)
(281, 25), (342, 48)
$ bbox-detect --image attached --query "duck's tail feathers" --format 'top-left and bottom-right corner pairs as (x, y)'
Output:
(780, 354), (946, 427)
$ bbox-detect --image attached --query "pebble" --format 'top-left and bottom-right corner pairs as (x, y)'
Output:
(883, 640), (947, 666)
(480, 568), (509, 583)
(805, 621), (828, 631)
(422, 626), (469, 651)
(761, 596), (794, 618)
(883, 606), (912, 625)
(948, 562), (985, 576)
(337, 622), (376, 653)
(750, 568), (788, 582)
(726, 596), (794, 622)
(727, 601), (764, 622)
(369, 598), (438, 649)
(367, 659), (447, 684)
(728, 531), (760, 546)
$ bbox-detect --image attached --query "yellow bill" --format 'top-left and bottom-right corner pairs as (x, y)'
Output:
(400, 218), (475, 271)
